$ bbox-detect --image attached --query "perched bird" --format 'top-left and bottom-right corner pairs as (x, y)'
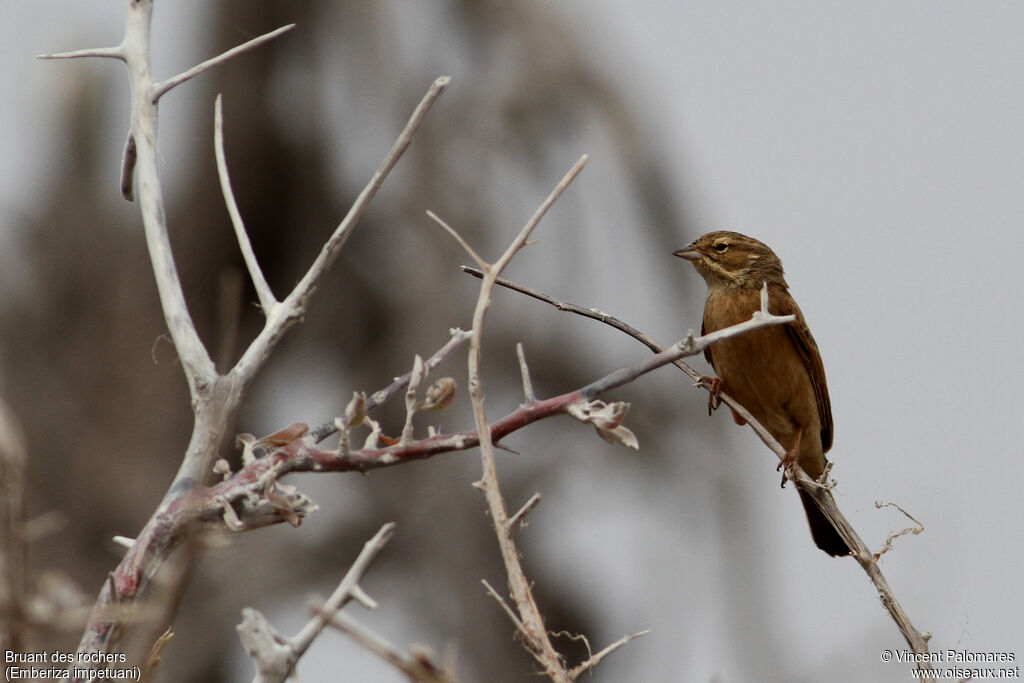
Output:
(674, 231), (849, 557)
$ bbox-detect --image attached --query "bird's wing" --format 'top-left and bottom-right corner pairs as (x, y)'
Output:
(770, 285), (833, 452)
(700, 317), (716, 369)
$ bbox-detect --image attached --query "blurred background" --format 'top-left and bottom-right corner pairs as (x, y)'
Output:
(2, 2), (1022, 681)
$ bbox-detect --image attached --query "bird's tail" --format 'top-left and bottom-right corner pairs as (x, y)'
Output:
(798, 489), (850, 557)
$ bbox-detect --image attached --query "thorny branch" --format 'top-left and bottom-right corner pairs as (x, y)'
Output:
(40, 0), (450, 665)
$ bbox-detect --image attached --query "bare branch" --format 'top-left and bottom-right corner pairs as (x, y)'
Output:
(230, 76), (451, 382)
(462, 265), (664, 355)
(569, 629), (651, 678)
(214, 95), (277, 312)
(237, 523), (395, 683)
(400, 355), (427, 445)
(325, 612), (457, 683)
(282, 76), (450, 315)
(308, 328), (471, 444)
(494, 155), (588, 273)
(123, 0), (218, 392)
(52, 0), (445, 659)
(480, 579), (528, 637)
(426, 210), (487, 271)
(151, 24), (295, 102)
(289, 523), (394, 653)
(37, 46), (125, 61)
(507, 493), (541, 531)
(515, 343), (535, 403)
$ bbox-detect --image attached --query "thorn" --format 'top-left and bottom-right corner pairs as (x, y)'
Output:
(508, 492), (541, 530)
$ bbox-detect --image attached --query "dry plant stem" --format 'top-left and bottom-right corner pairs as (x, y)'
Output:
(237, 523), (395, 683)
(464, 269), (936, 672)
(459, 157), (588, 681)
(214, 95), (274, 312)
(324, 612), (455, 683)
(42, 1), (449, 660)
(286, 524), (392, 664)
(150, 25), (296, 102)
(568, 628), (651, 678)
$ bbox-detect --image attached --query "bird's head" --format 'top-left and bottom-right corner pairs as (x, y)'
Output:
(673, 231), (788, 290)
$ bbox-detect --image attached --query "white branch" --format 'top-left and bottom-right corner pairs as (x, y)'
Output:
(121, 0), (216, 392)
(214, 95), (277, 312)
(230, 76), (451, 382)
(507, 492), (541, 530)
(569, 629), (651, 678)
(37, 46), (124, 61)
(325, 612), (455, 682)
(151, 24), (295, 102)
(494, 155), (588, 273)
(237, 523), (396, 683)
(426, 210), (487, 271)
(287, 77), (451, 310)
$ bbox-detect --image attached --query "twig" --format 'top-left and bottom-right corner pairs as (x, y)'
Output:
(325, 611), (456, 682)
(306, 328), (472, 444)
(278, 77), (451, 320)
(515, 343), (535, 403)
(569, 629), (650, 678)
(289, 523), (393, 649)
(151, 25), (296, 102)
(480, 579), (528, 636)
(214, 95), (276, 312)
(427, 211), (487, 271)
(507, 493), (541, 531)
(401, 356), (427, 445)
(237, 523), (395, 683)
(36, 46), (124, 61)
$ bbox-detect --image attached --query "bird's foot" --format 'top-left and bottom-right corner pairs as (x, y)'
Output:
(777, 427), (804, 488)
(701, 376), (725, 416)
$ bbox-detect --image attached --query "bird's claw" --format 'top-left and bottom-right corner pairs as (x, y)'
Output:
(777, 427), (804, 488)
(701, 376), (725, 416)
(777, 450), (797, 488)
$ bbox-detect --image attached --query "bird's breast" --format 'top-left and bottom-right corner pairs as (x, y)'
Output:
(702, 287), (819, 449)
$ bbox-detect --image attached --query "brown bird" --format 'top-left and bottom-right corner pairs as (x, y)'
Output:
(674, 231), (849, 557)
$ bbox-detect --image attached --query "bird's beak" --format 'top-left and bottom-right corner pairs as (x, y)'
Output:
(672, 245), (701, 261)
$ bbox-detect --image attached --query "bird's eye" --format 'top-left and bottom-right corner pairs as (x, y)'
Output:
(714, 242), (729, 252)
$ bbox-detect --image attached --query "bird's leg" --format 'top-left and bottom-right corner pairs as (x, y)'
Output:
(701, 376), (725, 416)
(699, 376), (747, 424)
(777, 426), (804, 488)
